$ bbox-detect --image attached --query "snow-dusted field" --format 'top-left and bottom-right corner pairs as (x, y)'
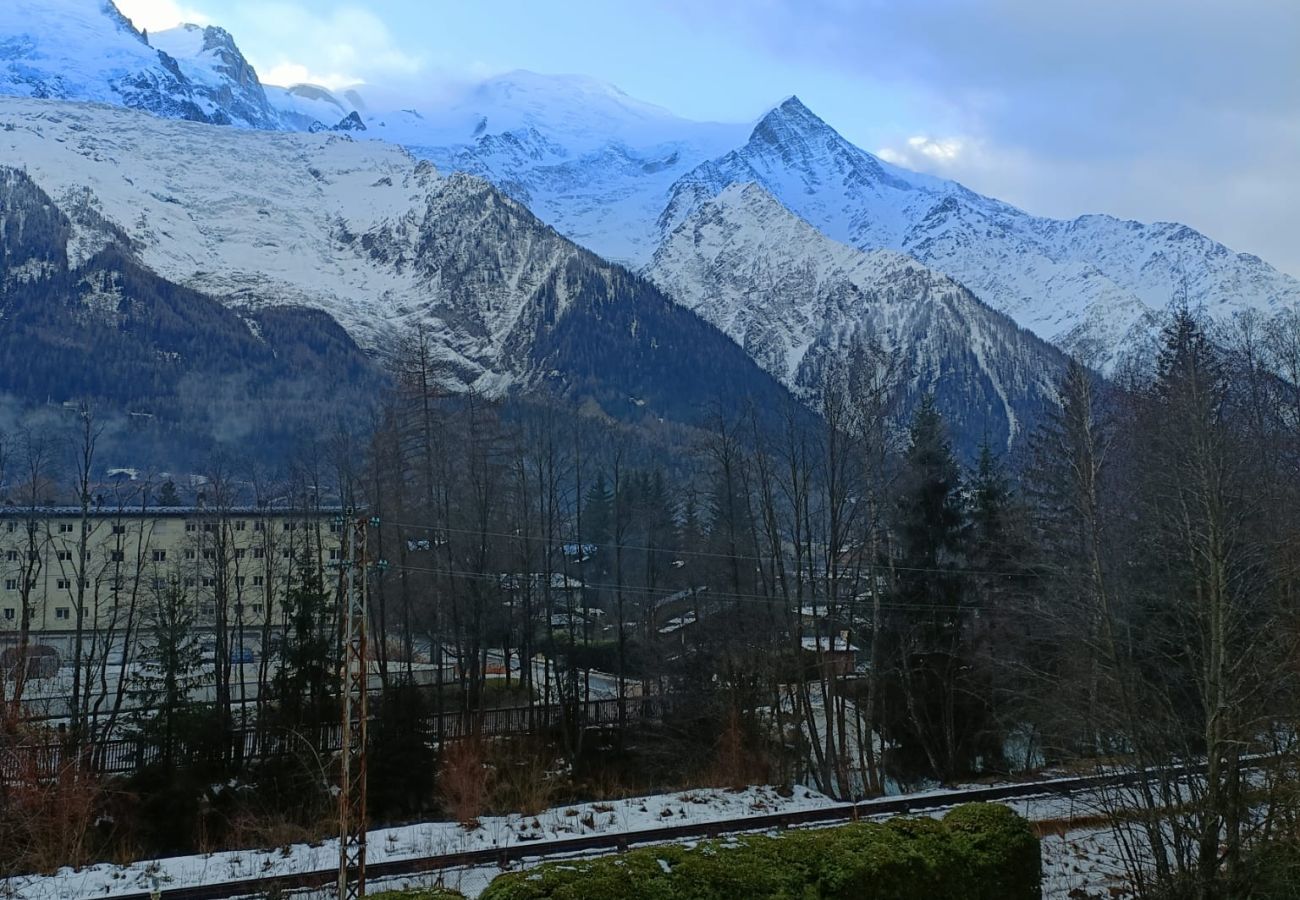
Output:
(2, 782), (1142, 899)
(2, 785), (839, 900)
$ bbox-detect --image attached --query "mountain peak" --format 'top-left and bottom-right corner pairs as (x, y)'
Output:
(753, 95), (826, 135)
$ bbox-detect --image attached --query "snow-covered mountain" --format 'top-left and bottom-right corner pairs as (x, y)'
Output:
(147, 22), (281, 129)
(648, 183), (1065, 447)
(657, 98), (1300, 371)
(0, 97), (795, 426)
(3, 0), (1297, 391)
(0, 0), (285, 129)
(314, 80), (1300, 372)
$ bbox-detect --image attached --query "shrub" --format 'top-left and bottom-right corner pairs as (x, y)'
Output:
(480, 803), (1040, 900)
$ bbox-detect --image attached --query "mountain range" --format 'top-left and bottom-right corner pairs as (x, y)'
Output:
(1, 0), (1296, 462)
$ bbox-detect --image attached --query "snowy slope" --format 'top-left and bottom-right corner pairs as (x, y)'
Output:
(0, 0), (278, 128)
(659, 98), (1300, 371)
(347, 71), (749, 267)
(147, 23), (281, 129)
(0, 97), (794, 424)
(3, 5), (1295, 379)
(648, 183), (1065, 447)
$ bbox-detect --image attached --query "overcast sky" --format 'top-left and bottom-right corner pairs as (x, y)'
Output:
(115, 0), (1300, 277)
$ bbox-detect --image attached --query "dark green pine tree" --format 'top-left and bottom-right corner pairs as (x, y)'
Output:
(131, 580), (210, 770)
(886, 395), (974, 782)
(894, 394), (966, 635)
(641, 468), (676, 590)
(581, 471), (614, 548)
(968, 439), (1012, 573)
(272, 554), (338, 736)
(156, 479), (182, 507)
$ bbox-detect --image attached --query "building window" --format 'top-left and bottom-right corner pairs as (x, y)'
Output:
(203, 549), (215, 560)
(110, 550), (124, 562)
(5, 522), (14, 533)
(253, 575), (264, 587)
(235, 576), (245, 587)
(2, 608), (12, 620)
(5, 551), (15, 562)
(185, 549), (196, 560)
(200, 603), (215, 618)
(282, 549), (291, 559)
(151, 577), (165, 591)
(202, 576), (216, 588)
(57, 578), (71, 590)
(253, 521), (265, 532)
(185, 522), (197, 532)
(235, 520), (246, 532)
(4, 579), (16, 591)
(58, 523), (73, 533)
(55, 607), (70, 620)
(235, 548), (246, 560)
(251, 603), (263, 615)
(56, 550), (71, 562)
(152, 550), (167, 562)
(329, 521), (341, 533)
(329, 549), (340, 561)
(204, 522), (216, 533)
(184, 577), (196, 588)
(112, 524), (126, 535)
(253, 548), (265, 559)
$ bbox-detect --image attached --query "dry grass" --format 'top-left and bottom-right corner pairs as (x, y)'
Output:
(439, 738), (490, 826)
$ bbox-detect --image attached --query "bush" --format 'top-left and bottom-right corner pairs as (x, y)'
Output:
(479, 803), (1040, 900)
(369, 889), (466, 900)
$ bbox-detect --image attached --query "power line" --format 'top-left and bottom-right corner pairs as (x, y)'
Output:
(379, 517), (1048, 581)
(378, 559), (1054, 618)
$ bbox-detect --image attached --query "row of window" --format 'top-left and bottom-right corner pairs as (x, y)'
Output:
(4, 519), (332, 535)
(0, 572), (303, 592)
(4, 602), (270, 621)
(0, 544), (326, 567)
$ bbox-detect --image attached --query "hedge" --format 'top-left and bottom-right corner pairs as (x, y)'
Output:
(479, 803), (1040, 900)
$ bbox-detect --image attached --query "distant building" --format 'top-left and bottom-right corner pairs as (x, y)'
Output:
(0, 504), (337, 648)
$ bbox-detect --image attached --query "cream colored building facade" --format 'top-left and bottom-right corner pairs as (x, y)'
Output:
(0, 506), (339, 641)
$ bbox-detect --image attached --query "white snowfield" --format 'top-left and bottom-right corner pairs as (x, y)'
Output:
(3, 785), (838, 900)
(0, 97), (607, 393)
(647, 182), (1063, 439)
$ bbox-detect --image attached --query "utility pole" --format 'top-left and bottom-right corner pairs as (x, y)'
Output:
(337, 512), (382, 900)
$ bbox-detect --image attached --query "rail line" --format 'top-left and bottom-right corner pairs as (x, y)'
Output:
(92, 761), (1220, 900)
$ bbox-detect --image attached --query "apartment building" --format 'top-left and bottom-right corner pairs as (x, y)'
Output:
(0, 505), (340, 642)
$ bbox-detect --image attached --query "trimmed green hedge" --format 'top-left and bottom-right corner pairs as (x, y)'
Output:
(480, 802), (1040, 900)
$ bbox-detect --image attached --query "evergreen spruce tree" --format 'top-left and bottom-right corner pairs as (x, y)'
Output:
(581, 471), (614, 548)
(272, 553), (337, 737)
(132, 579), (209, 770)
(885, 395), (973, 781)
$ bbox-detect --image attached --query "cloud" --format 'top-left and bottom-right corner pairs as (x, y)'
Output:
(114, 0), (211, 31)
(878, 136), (966, 168)
(231, 3), (423, 89)
(662, 0), (1300, 277)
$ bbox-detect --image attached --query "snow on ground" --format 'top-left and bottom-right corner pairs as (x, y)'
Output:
(2, 785), (837, 900)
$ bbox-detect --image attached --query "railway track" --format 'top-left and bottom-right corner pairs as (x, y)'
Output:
(94, 763), (1215, 900)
